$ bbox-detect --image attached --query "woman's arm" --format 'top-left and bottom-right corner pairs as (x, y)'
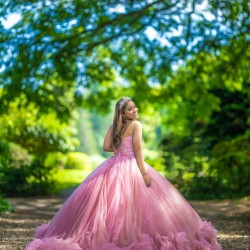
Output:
(103, 124), (114, 152)
(133, 121), (151, 187)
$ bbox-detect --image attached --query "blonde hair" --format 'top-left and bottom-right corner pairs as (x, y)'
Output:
(112, 97), (132, 149)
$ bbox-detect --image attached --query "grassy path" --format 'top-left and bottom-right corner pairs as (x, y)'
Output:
(0, 195), (249, 249)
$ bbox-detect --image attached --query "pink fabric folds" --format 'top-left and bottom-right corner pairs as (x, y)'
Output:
(26, 136), (221, 250)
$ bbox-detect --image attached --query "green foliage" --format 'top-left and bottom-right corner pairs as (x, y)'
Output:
(76, 109), (100, 155)
(0, 142), (52, 196)
(0, 140), (11, 196)
(76, 107), (122, 158)
(8, 143), (33, 168)
(0, 141), (14, 213)
(0, 1), (250, 199)
(64, 152), (92, 170)
(1, 0), (250, 113)
(209, 136), (250, 195)
(0, 92), (79, 154)
(0, 197), (14, 215)
(163, 136), (250, 200)
(160, 57), (250, 199)
(144, 149), (165, 176)
(53, 169), (92, 194)
(0, 91), (80, 196)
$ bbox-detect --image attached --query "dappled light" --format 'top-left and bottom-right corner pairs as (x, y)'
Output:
(0, 0), (250, 249)
(0, 197), (249, 249)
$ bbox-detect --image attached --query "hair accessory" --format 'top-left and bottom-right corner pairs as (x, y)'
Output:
(119, 97), (131, 110)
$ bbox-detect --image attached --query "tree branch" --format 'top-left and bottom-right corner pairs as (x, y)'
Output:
(73, 12), (157, 54)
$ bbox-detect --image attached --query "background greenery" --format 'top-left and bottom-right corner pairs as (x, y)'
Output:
(0, 0), (250, 212)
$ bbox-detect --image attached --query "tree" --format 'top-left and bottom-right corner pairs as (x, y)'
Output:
(1, 0), (249, 117)
(159, 46), (250, 199)
(0, 0), (250, 198)
(0, 89), (79, 195)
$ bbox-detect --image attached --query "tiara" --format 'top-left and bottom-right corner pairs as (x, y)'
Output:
(119, 97), (131, 110)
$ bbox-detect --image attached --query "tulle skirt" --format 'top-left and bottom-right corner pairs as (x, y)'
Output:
(26, 155), (221, 250)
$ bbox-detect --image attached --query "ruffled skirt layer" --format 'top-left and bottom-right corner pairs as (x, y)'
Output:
(26, 156), (221, 250)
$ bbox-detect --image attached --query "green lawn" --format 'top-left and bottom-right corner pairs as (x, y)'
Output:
(53, 169), (92, 193)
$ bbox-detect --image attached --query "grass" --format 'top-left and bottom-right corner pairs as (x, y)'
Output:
(53, 169), (92, 193)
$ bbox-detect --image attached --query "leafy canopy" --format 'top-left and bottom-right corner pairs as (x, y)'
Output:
(1, 0), (249, 116)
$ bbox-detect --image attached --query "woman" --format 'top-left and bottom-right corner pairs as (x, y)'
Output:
(26, 97), (222, 250)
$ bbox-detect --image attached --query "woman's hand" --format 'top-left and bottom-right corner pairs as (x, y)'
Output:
(142, 174), (151, 187)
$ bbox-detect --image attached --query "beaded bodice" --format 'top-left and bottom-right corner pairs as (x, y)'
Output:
(114, 135), (134, 158)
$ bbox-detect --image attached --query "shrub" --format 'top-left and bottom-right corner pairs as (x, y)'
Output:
(64, 152), (92, 170)
(0, 142), (55, 196)
(0, 196), (14, 214)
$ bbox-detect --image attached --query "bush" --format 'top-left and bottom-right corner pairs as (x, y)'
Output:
(0, 140), (11, 195)
(9, 143), (33, 168)
(0, 142), (56, 196)
(0, 196), (14, 214)
(64, 152), (92, 170)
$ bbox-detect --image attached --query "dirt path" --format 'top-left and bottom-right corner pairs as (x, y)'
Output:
(0, 195), (249, 250)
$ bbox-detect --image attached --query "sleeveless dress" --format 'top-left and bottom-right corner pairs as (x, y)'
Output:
(26, 127), (222, 249)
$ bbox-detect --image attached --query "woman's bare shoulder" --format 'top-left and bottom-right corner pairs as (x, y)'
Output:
(133, 120), (142, 128)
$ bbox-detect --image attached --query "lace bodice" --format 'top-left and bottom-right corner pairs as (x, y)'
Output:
(114, 135), (134, 158)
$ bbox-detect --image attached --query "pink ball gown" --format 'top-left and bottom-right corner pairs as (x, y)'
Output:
(26, 135), (221, 250)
